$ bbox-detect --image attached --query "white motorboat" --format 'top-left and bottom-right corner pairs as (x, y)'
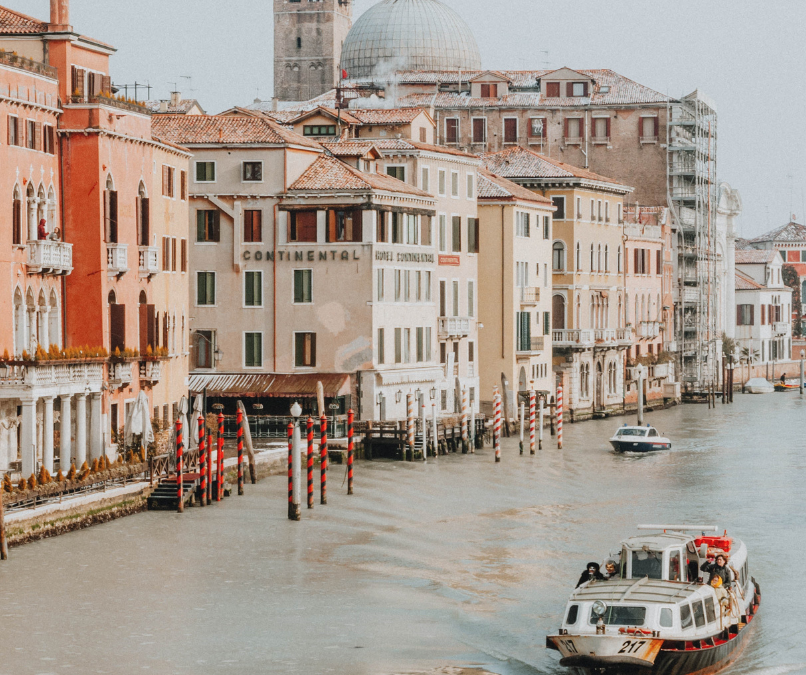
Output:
(610, 425), (671, 453)
(744, 377), (774, 394)
(547, 525), (760, 675)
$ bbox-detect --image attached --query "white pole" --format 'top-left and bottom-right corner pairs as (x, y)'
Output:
(637, 367), (644, 426)
(292, 422), (301, 512)
(420, 394), (427, 462)
(470, 406), (476, 453)
(519, 401), (525, 454)
(538, 397), (544, 450)
(432, 402), (438, 457)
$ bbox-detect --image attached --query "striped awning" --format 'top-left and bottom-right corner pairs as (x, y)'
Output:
(188, 372), (351, 398)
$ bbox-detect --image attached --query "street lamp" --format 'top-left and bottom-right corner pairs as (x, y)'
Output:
(289, 401), (302, 520)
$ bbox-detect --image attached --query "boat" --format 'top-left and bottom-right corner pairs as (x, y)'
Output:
(745, 378), (774, 394)
(609, 425), (671, 453)
(546, 525), (760, 675)
(774, 380), (799, 392)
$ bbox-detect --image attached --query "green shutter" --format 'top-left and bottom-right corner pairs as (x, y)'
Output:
(245, 333), (253, 366)
(196, 211), (205, 242)
(303, 270), (311, 303)
(452, 216), (461, 252)
(544, 311), (550, 336)
(245, 272), (254, 306)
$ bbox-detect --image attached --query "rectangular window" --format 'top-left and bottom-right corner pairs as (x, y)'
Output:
(504, 118), (518, 143)
(472, 117), (487, 144)
(439, 280), (447, 316)
(12, 196), (21, 245)
(376, 211), (387, 243)
(543, 311), (550, 335)
(440, 342), (447, 365)
(386, 165), (405, 181)
(452, 280), (459, 317)
(394, 269), (401, 301)
(327, 209), (363, 242)
(293, 269), (313, 303)
(565, 117), (583, 140)
(197, 272), (216, 305)
(736, 304), (754, 326)
(529, 117), (546, 138)
(438, 170), (447, 196)
(8, 116), (19, 146)
(289, 211), (317, 242)
(546, 81), (560, 97)
(467, 173), (475, 199)
(641, 116), (659, 140)
(162, 165), (175, 197)
(467, 217), (479, 253)
(404, 270), (411, 302)
(403, 328), (411, 363)
(26, 120), (36, 150)
(516, 312), (531, 351)
(162, 236), (170, 272)
(195, 330), (214, 369)
(44, 125), (55, 154)
(439, 215), (447, 252)
(244, 210), (263, 242)
(244, 332), (263, 367)
(425, 272), (432, 302)
(421, 166), (430, 193)
(196, 210), (220, 242)
(195, 161), (216, 183)
(244, 271), (263, 307)
(543, 216), (550, 239)
(294, 333), (316, 367)
(551, 196), (566, 220)
(243, 161), (263, 182)
(392, 212), (403, 244)
(406, 214), (418, 245)
(467, 280), (475, 318)
(445, 118), (458, 143)
(416, 326), (424, 362)
(451, 172), (459, 198)
(421, 216), (432, 247)
(415, 270), (422, 302)
(593, 117), (609, 140)
(480, 83), (498, 98)
(425, 327), (432, 361)
(378, 328), (385, 364)
(303, 125), (336, 137)
(394, 327), (402, 364)
(570, 82), (589, 97)
(516, 212), (530, 237)
(376, 268), (385, 302)
(451, 215), (461, 253)
(468, 341), (475, 364)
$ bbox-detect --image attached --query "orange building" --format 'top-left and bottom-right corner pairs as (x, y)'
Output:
(0, 2), (190, 476)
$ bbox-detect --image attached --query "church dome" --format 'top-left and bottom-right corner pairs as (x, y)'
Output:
(341, 0), (481, 79)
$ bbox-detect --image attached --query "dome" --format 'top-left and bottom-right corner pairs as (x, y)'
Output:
(341, 0), (482, 79)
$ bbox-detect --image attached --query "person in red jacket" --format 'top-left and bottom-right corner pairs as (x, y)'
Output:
(37, 218), (47, 240)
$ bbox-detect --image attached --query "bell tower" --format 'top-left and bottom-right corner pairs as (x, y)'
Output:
(273, 0), (353, 102)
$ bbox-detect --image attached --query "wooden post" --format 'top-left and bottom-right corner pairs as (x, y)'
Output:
(347, 409), (354, 495)
(236, 407), (244, 496)
(216, 413), (224, 502)
(557, 385), (563, 450)
(493, 388), (501, 463)
(306, 417), (314, 509)
(237, 400), (257, 484)
(287, 422), (294, 520)
(461, 387), (469, 454)
(320, 416), (328, 505)
(0, 488), (8, 560)
(175, 419), (184, 513)
(206, 431), (213, 505)
(550, 396), (556, 436)
(198, 415), (206, 508)
(529, 390), (536, 455)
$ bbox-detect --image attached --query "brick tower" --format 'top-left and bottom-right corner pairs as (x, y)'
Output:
(273, 0), (353, 102)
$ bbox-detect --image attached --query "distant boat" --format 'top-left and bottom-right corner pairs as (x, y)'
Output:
(774, 380), (799, 392)
(745, 378), (774, 394)
(610, 425), (671, 453)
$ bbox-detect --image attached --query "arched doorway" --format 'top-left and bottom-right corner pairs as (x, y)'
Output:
(595, 361), (604, 410)
(552, 294), (566, 330)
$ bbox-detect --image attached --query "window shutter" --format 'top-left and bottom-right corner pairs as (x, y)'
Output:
(101, 76), (111, 95)
(12, 199), (21, 244)
(564, 118), (569, 138)
(109, 191), (118, 243)
(196, 211), (205, 242)
(351, 209), (362, 242)
(162, 313), (168, 348)
(139, 302), (149, 353)
(212, 211), (220, 242)
(583, 82), (589, 97)
(750, 305), (754, 325)
(135, 196), (142, 244)
(310, 333), (317, 366)
(606, 117), (611, 138)
(328, 210), (336, 242)
(146, 305), (156, 350)
(181, 239), (187, 272)
(142, 198), (150, 245)
(474, 218), (480, 253)
(566, 82), (574, 97)
(180, 171), (187, 200)
(245, 274), (254, 306)
(653, 117), (659, 138)
(34, 122), (42, 151)
(7, 117), (12, 145)
(171, 237), (177, 271)
(162, 166), (169, 195)
(103, 190), (111, 242)
(110, 303), (126, 353)
(761, 305), (766, 324)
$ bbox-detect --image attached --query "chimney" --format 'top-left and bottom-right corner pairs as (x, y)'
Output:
(159, 100), (169, 113)
(170, 91), (181, 106)
(49, 0), (71, 30)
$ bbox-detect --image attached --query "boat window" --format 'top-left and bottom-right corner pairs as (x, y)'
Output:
(680, 604), (693, 629)
(704, 597), (716, 623)
(692, 600), (706, 628)
(647, 428), (658, 437)
(588, 606), (646, 626)
(668, 550), (682, 581)
(618, 428), (647, 437)
(631, 549), (663, 579)
(659, 608), (673, 628)
(565, 604), (579, 625)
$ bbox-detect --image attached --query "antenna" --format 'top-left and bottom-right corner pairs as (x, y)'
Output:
(180, 75), (196, 95)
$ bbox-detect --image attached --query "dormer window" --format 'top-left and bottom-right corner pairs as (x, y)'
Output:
(480, 83), (498, 98)
(569, 82), (589, 97)
(546, 82), (560, 97)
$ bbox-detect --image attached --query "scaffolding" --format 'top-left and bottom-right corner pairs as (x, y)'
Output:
(667, 91), (719, 393)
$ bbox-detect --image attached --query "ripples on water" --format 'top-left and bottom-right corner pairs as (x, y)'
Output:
(0, 394), (804, 674)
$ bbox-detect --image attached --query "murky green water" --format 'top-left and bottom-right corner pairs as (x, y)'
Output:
(1, 394), (804, 675)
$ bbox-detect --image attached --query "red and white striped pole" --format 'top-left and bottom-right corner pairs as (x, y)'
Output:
(236, 407), (244, 496)
(557, 384), (563, 450)
(206, 431), (213, 504)
(461, 386), (469, 454)
(406, 393), (415, 461)
(493, 388), (501, 463)
(306, 417), (314, 509)
(287, 422), (294, 520)
(529, 390), (536, 455)
(216, 412), (224, 501)
(198, 415), (206, 507)
(320, 415), (327, 505)
(347, 409), (354, 495)
(175, 419), (184, 513)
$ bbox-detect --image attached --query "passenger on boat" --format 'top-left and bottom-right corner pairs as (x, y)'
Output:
(710, 576), (731, 614)
(604, 561), (618, 579)
(781, 373), (786, 385)
(701, 553), (733, 588)
(576, 562), (605, 587)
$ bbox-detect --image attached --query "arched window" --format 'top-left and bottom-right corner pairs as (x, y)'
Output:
(26, 183), (36, 241)
(49, 289), (60, 348)
(104, 174), (118, 243)
(604, 245), (609, 272)
(575, 294), (581, 328)
(597, 244), (602, 272)
(576, 242), (580, 270)
(552, 294), (566, 330)
(12, 185), (22, 245)
(617, 245), (622, 273)
(590, 243), (594, 271)
(13, 287), (23, 357)
(552, 241), (565, 271)
(618, 295), (623, 328)
(137, 182), (149, 246)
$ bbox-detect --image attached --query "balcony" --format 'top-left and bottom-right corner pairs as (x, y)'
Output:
(0, 361), (104, 390)
(109, 361), (133, 388)
(640, 135), (659, 144)
(773, 322), (789, 336)
(107, 243), (129, 276)
(519, 287), (540, 305)
(70, 94), (151, 116)
(0, 50), (58, 79)
(26, 240), (73, 275)
(138, 360), (162, 384)
(438, 317), (471, 338)
(637, 321), (661, 339)
(516, 337), (545, 356)
(138, 246), (160, 278)
(553, 329), (594, 347)
(617, 327), (634, 344)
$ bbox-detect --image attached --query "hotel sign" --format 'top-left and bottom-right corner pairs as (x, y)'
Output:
(242, 249), (361, 262)
(439, 255), (461, 266)
(374, 250), (435, 264)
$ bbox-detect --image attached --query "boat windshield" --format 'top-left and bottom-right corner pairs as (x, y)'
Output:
(588, 605), (646, 626)
(617, 428), (647, 437)
(631, 549), (663, 579)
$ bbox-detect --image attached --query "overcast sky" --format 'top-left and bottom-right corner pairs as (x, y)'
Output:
(11, 0), (806, 238)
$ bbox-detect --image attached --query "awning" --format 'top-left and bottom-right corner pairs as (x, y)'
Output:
(188, 372), (352, 398)
(376, 367), (445, 386)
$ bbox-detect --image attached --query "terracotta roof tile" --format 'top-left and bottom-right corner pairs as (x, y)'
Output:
(481, 145), (627, 186)
(477, 168), (553, 205)
(290, 106), (362, 125)
(337, 137), (478, 159)
(0, 7), (47, 34)
(749, 221), (806, 243)
(735, 270), (763, 291)
(289, 155), (433, 198)
(150, 114), (321, 149)
(144, 99), (205, 114)
(349, 108), (428, 125)
(321, 141), (380, 158)
(735, 249), (779, 264)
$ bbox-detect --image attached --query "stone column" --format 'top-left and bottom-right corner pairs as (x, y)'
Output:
(27, 308), (36, 353)
(42, 396), (54, 473)
(90, 392), (102, 461)
(60, 394), (72, 469)
(20, 399), (36, 478)
(41, 308), (49, 349)
(74, 393), (87, 467)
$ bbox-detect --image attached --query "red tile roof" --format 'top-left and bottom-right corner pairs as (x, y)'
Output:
(289, 155), (432, 198)
(735, 270), (763, 291)
(0, 7), (47, 34)
(749, 221), (806, 243)
(144, 99), (205, 115)
(321, 141), (380, 158)
(477, 168), (553, 205)
(151, 114), (322, 149)
(349, 108), (430, 125)
(481, 145), (628, 187)
(735, 249), (779, 264)
(337, 137), (478, 160)
(290, 106), (362, 125)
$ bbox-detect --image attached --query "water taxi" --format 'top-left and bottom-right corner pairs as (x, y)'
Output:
(547, 525), (760, 675)
(610, 425), (671, 453)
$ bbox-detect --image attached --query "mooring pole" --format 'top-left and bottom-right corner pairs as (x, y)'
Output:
(287, 423), (295, 520)
(320, 416), (328, 505)
(470, 404), (476, 453)
(306, 417), (314, 509)
(800, 350), (805, 395)
(198, 415), (206, 508)
(292, 419), (302, 519)
(236, 407), (244, 496)
(347, 409), (354, 495)
(557, 385), (563, 450)
(538, 396), (544, 450)
(175, 419), (184, 513)
(493, 388), (501, 463)
(461, 387), (469, 454)
(431, 403), (438, 457)
(528, 390), (536, 455)
(206, 431), (213, 505)
(637, 367), (644, 426)
(0, 485), (8, 560)
(216, 413), (224, 502)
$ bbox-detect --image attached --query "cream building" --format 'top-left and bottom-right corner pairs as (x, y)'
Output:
(476, 168), (555, 414)
(482, 146), (633, 417)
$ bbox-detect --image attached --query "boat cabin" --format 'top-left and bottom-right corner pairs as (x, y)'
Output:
(614, 425), (661, 439)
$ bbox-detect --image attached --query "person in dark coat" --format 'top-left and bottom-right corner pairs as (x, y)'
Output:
(577, 562), (605, 587)
(701, 553), (733, 588)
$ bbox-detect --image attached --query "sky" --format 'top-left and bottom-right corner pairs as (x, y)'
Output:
(10, 0), (806, 238)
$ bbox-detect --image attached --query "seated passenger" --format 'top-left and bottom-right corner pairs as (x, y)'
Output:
(576, 562), (605, 587)
(710, 576), (730, 613)
(701, 553), (733, 589)
(604, 561), (619, 580)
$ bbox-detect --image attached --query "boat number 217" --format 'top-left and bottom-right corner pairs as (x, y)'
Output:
(618, 640), (646, 654)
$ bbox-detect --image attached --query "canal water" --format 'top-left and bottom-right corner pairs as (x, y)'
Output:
(1, 394), (804, 675)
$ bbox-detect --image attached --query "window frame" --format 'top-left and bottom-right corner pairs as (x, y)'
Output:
(196, 271), (217, 307)
(243, 331), (264, 368)
(242, 160), (264, 183)
(243, 270), (264, 308)
(293, 268), (313, 304)
(194, 161), (216, 184)
(294, 331), (317, 368)
(385, 165), (406, 182)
